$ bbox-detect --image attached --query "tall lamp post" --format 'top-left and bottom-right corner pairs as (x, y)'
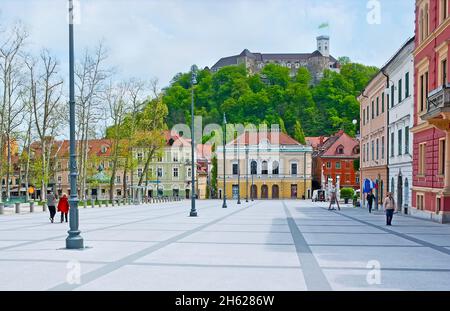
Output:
(190, 65), (198, 217)
(222, 113), (227, 208)
(251, 159), (254, 201)
(66, 0), (83, 249)
(245, 144), (249, 203)
(237, 134), (241, 204)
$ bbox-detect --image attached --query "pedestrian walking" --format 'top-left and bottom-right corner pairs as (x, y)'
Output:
(57, 193), (70, 223)
(328, 187), (341, 211)
(384, 192), (396, 226)
(367, 190), (375, 213)
(47, 191), (57, 223)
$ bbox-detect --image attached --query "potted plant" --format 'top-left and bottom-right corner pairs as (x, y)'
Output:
(340, 188), (355, 204)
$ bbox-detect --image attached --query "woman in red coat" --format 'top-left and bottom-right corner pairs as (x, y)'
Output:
(57, 194), (70, 223)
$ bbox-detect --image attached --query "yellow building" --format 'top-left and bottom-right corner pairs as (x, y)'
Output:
(217, 130), (313, 200)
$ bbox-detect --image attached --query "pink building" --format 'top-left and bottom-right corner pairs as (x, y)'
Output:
(411, 0), (450, 222)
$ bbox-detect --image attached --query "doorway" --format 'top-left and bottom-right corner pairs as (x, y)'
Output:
(397, 174), (403, 212)
(291, 185), (298, 199)
(272, 185), (280, 199)
(261, 185), (269, 199)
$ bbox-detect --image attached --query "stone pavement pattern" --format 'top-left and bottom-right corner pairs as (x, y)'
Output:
(1, 200), (450, 291)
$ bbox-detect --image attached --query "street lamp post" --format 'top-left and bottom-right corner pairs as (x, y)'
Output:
(66, 0), (83, 249)
(251, 160), (254, 201)
(222, 113), (227, 209)
(237, 134), (241, 204)
(245, 145), (249, 203)
(190, 65), (198, 217)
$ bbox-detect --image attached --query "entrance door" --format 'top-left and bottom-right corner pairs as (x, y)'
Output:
(173, 189), (179, 197)
(397, 175), (403, 212)
(272, 185), (280, 199)
(185, 189), (190, 199)
(291, 185), (298, 199)
(232, 185), (239, 199)
(251, 185), (257, 199)
(261, 185), (269, 199)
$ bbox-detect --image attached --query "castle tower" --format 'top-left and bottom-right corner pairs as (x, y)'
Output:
(316, 35), (330, 57)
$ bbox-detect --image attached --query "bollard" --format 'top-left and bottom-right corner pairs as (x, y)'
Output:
(30, 201), (35, 213)
(43, 202), (47, 212)
(91, 199), (95, 208)
(105, 200), (109, 207)
(0, 203), (4, 215)
(83, 200), (87, 209)
(15, 202), (21, 214)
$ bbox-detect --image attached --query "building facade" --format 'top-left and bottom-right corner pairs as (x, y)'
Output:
(359, 71), (389, 208)
(385, 37), (415, 213)
(210, 36), (340, 84)
(411, 0), (450, 222)
(310, 130), (360, 191)
(217, 131), (313, 200)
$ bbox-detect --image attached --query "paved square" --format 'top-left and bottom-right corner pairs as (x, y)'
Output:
(1, 200), (450, 291)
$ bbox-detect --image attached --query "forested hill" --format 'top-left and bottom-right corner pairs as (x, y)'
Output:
(161, 61), (378, 141)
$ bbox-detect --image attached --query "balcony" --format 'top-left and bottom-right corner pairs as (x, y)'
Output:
(422, 84), (450, 121)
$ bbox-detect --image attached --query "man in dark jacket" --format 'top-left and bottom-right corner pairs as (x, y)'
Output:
(367, 190), (375, 213)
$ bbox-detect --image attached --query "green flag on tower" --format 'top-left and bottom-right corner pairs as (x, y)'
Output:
(318, 22), (329, 29)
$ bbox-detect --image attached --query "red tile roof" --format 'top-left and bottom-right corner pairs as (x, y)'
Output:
(316, 130), (359, 158)
(230, 131), (302, 146)
(306, 136), (329, 149)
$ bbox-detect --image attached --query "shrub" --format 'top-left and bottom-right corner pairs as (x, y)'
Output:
(340, 188), (355, 199)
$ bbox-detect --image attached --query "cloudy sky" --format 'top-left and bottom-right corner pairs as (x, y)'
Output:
(1, 0), (415, 88)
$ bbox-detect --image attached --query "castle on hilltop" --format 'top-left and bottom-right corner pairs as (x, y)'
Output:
(210, 36), (340, 84)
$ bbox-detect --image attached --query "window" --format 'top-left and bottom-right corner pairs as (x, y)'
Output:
(157, 167), (163, 177)
(291, 163), (298, 176)
(398, 79), (402, 103)
(420, 72), (429, 112)
(391, 132), (395, 157)
(418, 143), (426, 175)
(173, 152), (179, 162)
(417, 194), (425, 210)
(326, 162), (331, 168)
(336, 162), (341, 169)
(376, 138), (379, 160)
(251, 161), (257, 175)
(405, 127), (410, 154)
(439, 139), (446, 175)
(356, 176), (360, 184)
(232, 163), (239, 175)
(337, 146), (344, 154)
(405, 72), (410, 98)
(57, 176), (62, 183)
(442, 59), (447, 86)
(367, 107), (369, 122)
(371, 140), (374, 161)
(272, 161), (279, 175)
(137, 153), (143, 162)
(398, 129), (403, 156)
(381, 136), (385, 159)
(138, 168), (143, 177)
(442, 0), (449, 22)
(187, 168), (192, 178)
(57, 162), (62, 170)
(382, 92), (385, 113)
(363, 108), (365, 125)
(376, 97), (379, 116)
(173, 167), (179, 178)
(391, 85), (395, 108)
(262, 161), (268, 175)
(371, 101), (374, 119)
(116, 175), (120, 183)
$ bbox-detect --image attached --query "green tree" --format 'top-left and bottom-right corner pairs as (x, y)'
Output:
(294, 120), (306, 145)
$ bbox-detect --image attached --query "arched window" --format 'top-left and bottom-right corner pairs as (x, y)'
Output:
(262, 161), (268, 175)
(272, 161), (279, 175)
(251, 161), (257, 175)
(391, 177), (395, 194)
(336, 145), (344, 154)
